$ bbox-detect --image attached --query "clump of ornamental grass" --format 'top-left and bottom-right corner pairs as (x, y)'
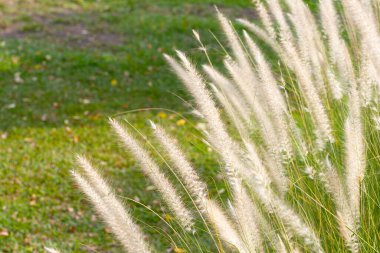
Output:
(61, 0), (380, 252)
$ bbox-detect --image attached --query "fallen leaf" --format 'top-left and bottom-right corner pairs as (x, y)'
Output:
(45, 247), (60, 253)
(14, 72), (23, 83)
(217, 188), (225, 194)
(152, 199), (160, 206)
(163, 214), (172, 222)
(73, 135), (79, 143)
(41, 114), (48, 121)
(11, 56), (20, 64)
(173, 248), (186, 253)
(111, 79), (118, 86)
(114, 160), (123, 168)
(196, 123), (206, 131)
(176, 119), (186, 126)
(0, 229), (9, 237)
(29, 194), (37, 206)
(157, 112), (167, 119)
(80, 98), (91, 104)
(88, 113), (101, 121)
(1, 132), (8, 139)
(5, 103), (16, 109)
(24, 235), (31, 245)
(145, 185), (155, 191)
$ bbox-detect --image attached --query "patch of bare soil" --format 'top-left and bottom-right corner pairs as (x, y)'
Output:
(0, 12), (124, 48)
(190, 5), (257, 20)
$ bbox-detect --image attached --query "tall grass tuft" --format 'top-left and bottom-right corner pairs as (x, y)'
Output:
(68, 0), (380, 252)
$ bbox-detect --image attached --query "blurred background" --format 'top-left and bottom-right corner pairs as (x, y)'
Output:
(0, 0), (261, 252)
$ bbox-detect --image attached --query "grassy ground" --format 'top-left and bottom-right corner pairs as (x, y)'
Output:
(0, 0), (255, 251)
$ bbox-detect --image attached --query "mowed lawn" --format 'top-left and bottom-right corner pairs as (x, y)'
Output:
(0, 0), (260, 252)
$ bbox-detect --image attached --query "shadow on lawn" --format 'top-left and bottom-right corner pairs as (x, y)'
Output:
(0, 10), (183, 131)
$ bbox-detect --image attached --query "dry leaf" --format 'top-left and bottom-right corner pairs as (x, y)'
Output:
(111, 79), (118, 86)
(157, 112), (167, 119)
(14, 72), (23, 83)
(29, 194), (37, 206)
(11, 56), (20, 64)
(0, 229), (9, 237)
(163, 214), (173, 222)
(176, 119), (186, 126)
(173, 248), (186, 253)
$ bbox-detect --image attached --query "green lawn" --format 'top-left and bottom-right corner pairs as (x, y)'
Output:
(0, 0), (256, 251)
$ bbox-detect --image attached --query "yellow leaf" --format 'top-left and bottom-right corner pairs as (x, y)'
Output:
(176, 119), (186, 126)
(11, 56), (20, 64)
(163, 214), (172, 221)
(111, 79), (118, 86)
(173, 248), (186, 253)
(157, 111), (167, 119)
